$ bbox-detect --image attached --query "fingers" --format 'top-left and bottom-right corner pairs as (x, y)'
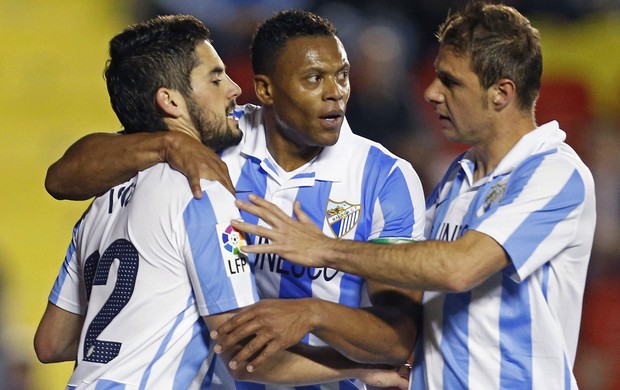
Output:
(190, 178), (204, 199)
(293, 200), (313, 224)
(226, 332), (276, 371)
(244, 194), (290, 223)
(230, 219), (272, 240)
(212, 318), (261, 354)
(244, 339), (282, 372)
(220, 175), (235, 195)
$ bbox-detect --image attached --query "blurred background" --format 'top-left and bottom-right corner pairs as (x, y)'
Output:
(1, 0), (618, 388)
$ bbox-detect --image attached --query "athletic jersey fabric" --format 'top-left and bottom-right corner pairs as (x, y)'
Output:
(412, 121), (596, 389)
(213, 104), (426, 390)
(49, 163), (259, 389)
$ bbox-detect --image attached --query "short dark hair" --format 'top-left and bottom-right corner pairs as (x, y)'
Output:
(104, 15), (211, 133)
(437, 2), (542, 110)
(251, 9), (337, 77)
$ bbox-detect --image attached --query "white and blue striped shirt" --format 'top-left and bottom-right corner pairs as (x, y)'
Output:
(412, 121), (596, 390)
(215, 104), (426, 390)
(50, 163), (259, 389)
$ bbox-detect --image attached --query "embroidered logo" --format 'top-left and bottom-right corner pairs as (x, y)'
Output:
(326, 200), (361, 238)
(483, 182), (507, 212)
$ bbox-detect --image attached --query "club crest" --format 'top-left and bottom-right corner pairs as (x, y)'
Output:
(326, 200), (361, 238)
(483, 182), (507, 212)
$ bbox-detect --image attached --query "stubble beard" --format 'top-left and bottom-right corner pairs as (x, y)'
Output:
(186, 97), (242, 152)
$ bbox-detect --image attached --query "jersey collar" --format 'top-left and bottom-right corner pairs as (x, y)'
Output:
(460, 120), (566, 183)
(238, 106), (353, 184)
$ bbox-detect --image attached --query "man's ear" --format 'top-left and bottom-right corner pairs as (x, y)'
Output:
(254, 74), (273, 105)
(155, 88), (183, 117)
(491, 78), (516, 110)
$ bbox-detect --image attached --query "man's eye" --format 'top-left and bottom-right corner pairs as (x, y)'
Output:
(439, 75), (456, 87)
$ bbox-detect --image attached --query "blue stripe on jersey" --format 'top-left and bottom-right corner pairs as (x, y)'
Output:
(378, 165), (415, 237)
(50, 223), (81, 304)
(411, 326), (426, 390)
(499, 277), (532, 389)
(564, 355), (571, 390)
(234, 381), (264, 389)
(441, 292), (471, 388)
(236, 158), (269, 240)
(175, 320), (211, 390)
(358, 146), (394, 237)
(542, 262), (550, 301)
(94, 379), (126, 389)
(273, 181), (334, 306)
(140, 295), (195, 389)
(301, 180), (364, 308)
(429, 167), (470, 241)
(425, 152), (468, 211)
(183, 195), (239, 313)
(504, 169), (585, 271)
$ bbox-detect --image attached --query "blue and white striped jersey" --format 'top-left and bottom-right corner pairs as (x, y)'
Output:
(215, 104), (426, 390)
(49, 163), (259, 389)
(412, 121), (596, 390)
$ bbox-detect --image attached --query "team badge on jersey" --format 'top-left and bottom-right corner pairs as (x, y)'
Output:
(217, 224), (250, 277)
(326, 200), (361, 238)
(483, 182), (507, 212)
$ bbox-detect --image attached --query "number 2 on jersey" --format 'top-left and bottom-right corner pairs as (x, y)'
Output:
(83, 239), (139, 363)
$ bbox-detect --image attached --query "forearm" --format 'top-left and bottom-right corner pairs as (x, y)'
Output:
(307, 299), (417, 365)
(45, 131), (169, 200)
(234, 344), (378, 385)
(34, 302), (84, 363)
(320, 232), (508, 292)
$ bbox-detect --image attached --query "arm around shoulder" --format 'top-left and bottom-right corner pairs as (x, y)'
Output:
(45, 131), (174, 200)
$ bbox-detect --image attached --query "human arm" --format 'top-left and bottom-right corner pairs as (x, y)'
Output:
(231, 194), (510, 292)
(211, 282), (420, 370)
(33, 302), (84, 363)
(203, 311), (408, 389)
(45, 131), (233, 200)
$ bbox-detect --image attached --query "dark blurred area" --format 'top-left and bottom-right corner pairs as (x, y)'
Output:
(127, 1), (620, 389)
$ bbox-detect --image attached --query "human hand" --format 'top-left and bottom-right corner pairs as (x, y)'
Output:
(211, 299), (315, 371)
(231, 194), (331, 268)
(164, 131), (234, 197)
(355, 364), (410, 390)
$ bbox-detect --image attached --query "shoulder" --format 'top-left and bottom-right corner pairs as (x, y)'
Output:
(131, 164), (235, 213)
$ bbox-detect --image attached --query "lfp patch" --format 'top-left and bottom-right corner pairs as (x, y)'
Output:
(217, 224), (250, 277)
(326, 200), (361, 238)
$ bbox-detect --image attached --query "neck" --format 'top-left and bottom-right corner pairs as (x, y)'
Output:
(263, 112), (323, 172)
(472, 114), (537, 181)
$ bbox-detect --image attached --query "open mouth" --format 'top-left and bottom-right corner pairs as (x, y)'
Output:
(226, 106), (243, 122)
(319, 110), (344, 128)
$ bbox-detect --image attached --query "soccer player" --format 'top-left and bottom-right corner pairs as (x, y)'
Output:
(228, 3), (597, 389)
(33, 14), (408, 389)
(41, 9), (425, 390)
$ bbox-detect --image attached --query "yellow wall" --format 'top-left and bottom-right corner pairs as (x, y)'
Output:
(0, 1), (127, 388)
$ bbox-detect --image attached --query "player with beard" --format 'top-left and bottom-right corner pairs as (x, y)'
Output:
(42, 9), (425, 390)
(34, 14), (408, 390)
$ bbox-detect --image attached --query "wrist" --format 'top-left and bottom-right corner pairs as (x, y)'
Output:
(300, 298), (322, 333)
(160, 131), (178, 164)
(320, 237), (345, 269)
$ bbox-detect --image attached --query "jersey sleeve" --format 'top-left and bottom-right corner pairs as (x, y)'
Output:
(471, 153), (589, 282)
(371, 156), (426, 242)
(48, 219), (88, 315)
(182, 180), (259, 316)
